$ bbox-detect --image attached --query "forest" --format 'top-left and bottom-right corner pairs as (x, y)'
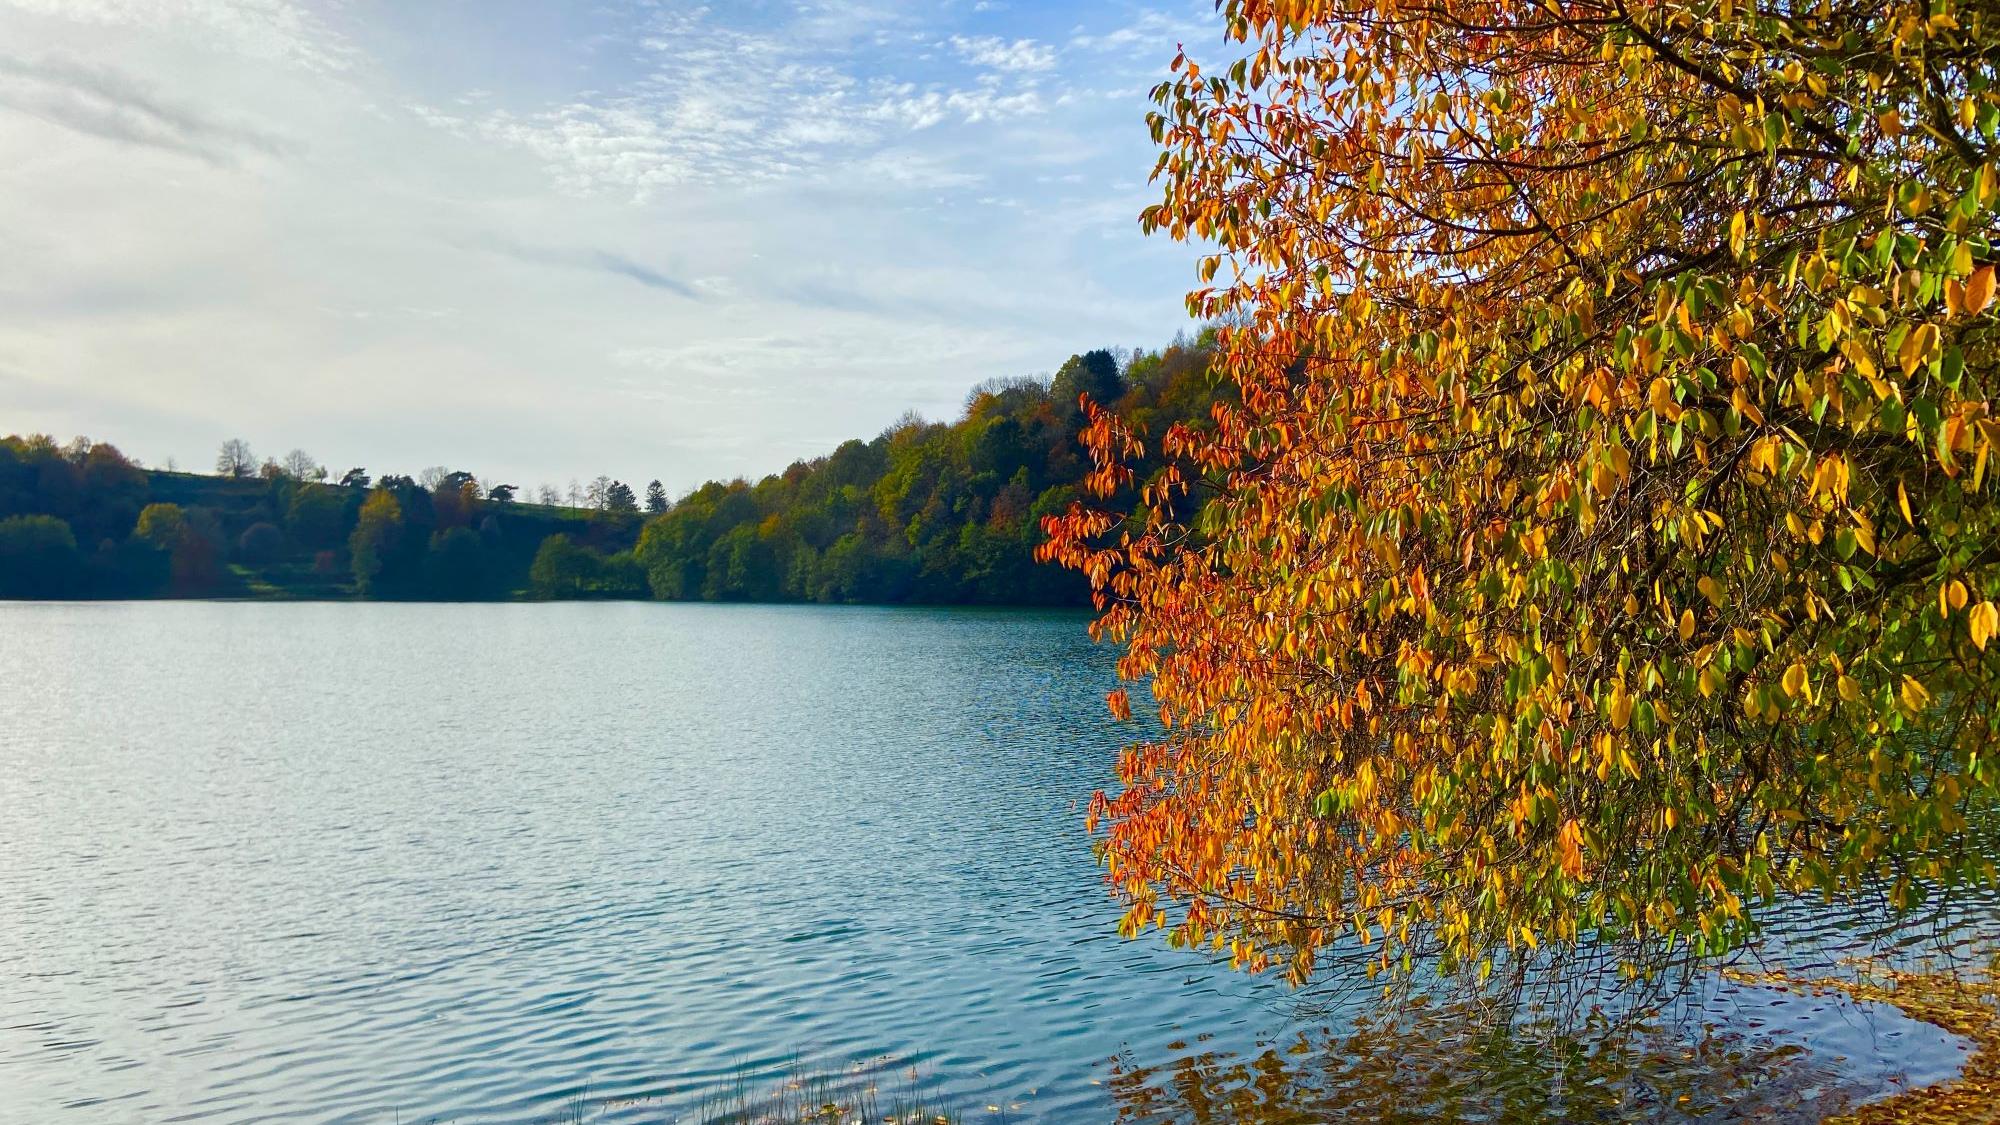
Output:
(0, 332), (1221, 604)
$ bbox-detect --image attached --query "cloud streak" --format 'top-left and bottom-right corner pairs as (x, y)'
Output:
(467, 236), (701, 299)
(0, 53), (290, 163)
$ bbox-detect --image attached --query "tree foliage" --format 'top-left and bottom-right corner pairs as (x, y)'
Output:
(0, 434), (652, 600)
(348, 489), (402, 596)
(0, 514), (81, 598)
(605, 480), (640, 514)
(529, 533), (645, 598)
(631, 343), (1224, 604)
(1044, 0), (2000, 984)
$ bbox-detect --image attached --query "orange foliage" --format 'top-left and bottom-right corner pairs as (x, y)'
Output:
(1044, 0), (2000, 984)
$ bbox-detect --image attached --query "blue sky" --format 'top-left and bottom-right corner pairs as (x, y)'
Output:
(0, 0), (1222, 495)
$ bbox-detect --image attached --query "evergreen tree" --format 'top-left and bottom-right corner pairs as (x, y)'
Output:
(605, 481), (639, 513)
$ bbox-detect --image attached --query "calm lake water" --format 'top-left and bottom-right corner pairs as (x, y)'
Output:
(0, 602), (1991, 1123)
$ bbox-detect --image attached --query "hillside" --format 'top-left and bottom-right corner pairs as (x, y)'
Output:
(0, 332), (1221, 604)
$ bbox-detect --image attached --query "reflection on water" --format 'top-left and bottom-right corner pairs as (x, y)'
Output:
(0, 601), (1994, 1123)
(1108, 997), (1873, 1124)
(1100, 883), (2000, 1122)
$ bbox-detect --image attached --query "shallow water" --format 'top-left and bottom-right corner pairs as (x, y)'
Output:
(0, 601), (1990, 1122)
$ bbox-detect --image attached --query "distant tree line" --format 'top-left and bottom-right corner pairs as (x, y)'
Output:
(0, 435), (643, 600)
(0, 331), (1224, 603)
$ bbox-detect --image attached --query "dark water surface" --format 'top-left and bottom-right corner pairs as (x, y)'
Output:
(0, 602), (1989, 1122)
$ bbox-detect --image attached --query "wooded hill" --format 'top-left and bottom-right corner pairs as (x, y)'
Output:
(0, 331), (1222, 604)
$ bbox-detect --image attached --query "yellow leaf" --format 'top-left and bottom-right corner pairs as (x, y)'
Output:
(1901, 676), (1932, 711)
(1898, 322), (1938, 378)
(1557, 819), (1585, 879)
(1968, 265), (1996, 316)
(1949, 579), (1969, 611)
(1649, 377), (1681, 420)
(1843, 338), (1879, 380)
(1972, 602), (1999, 651)
(1837, 674), (1861, 702)
(1898, 480), (1915, 526)
(1781, 662), (1807, 698)
(1678, 608), (1696, 642)
(1698, 575), (1724, 607)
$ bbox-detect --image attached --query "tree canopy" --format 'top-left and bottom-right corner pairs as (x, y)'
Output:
(1044, 0), (2000, 986)
(630, 341), (1224, 604)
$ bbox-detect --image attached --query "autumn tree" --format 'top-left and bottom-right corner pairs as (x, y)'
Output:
(349, 489), (403, 595)
(134, 503), (188, 552)
(1043, 0), (2000, 988)
(137, 503), (221, 593)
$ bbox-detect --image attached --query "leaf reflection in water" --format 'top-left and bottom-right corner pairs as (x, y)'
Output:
(1104, 995), (1889, 1124)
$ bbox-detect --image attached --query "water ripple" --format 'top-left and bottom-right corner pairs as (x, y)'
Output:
(0, 601), (1993, 1123)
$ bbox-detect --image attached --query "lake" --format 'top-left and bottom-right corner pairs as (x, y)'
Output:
(0, 601), (1991, 1123)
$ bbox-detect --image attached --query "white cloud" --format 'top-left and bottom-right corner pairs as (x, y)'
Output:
(864, 83), (1047, 131)
(0, 0), (1203, 490)
(457, 10), (1058, 199)
(948, 34), (1055, 73)
(1070, 8), (1212, 55)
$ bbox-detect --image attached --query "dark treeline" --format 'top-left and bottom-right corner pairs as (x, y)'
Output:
(0, 440), (643, 601)
(0, 331), (1221, 604)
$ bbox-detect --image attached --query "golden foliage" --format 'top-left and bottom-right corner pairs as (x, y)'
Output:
(1043, 0), (2000, 983)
